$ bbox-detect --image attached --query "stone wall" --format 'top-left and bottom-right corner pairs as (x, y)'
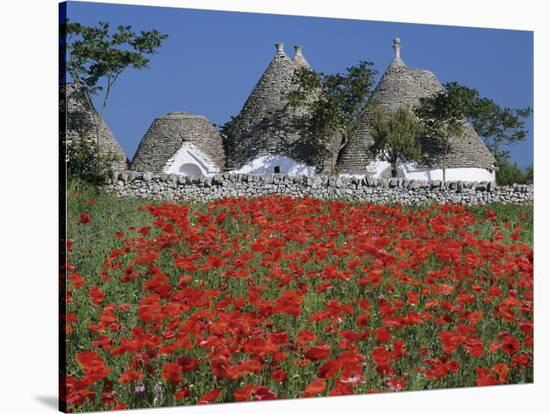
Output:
(108, 171), (533, 205)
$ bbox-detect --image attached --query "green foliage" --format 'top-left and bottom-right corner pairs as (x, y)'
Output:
(66, 132), (115, 185)
(439, 82), (533, 186)
(414, 87), (467, 183)
(416, 82), (532, 185)
(443, 82), (532, 155)
(64, 20), (168, 96)
(494, 152), (533, 186)
(369, 105), (422, 177)
(62, 19), (167, 179)
(524, 164), (534, 183)
(285, 61), (378, 171)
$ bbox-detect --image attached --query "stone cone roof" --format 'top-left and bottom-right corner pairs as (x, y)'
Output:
(224, 43), (335, 172)
(338, 39), (496, 173)
(60, 83), (128, 173)
(130, 112), (225, 173)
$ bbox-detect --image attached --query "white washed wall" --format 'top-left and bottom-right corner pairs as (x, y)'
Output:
(342, 160), (495, 183)
(163, 142), (220, 177)
(231, 155), (316, 176)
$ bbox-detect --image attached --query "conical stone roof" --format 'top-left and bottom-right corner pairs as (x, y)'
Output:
(338, 38), (496, 173)
(60, 83), (128, 173)
(224, 43), (334, 172)
(130, 112), (225, 173)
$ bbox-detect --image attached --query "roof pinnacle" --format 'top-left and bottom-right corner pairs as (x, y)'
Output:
(393, 37), (401, 59)
(292, 44), (309, 66)
(275, 42), (285, 56)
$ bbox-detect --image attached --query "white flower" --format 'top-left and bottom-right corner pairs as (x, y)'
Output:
(341, 375), (364, 384)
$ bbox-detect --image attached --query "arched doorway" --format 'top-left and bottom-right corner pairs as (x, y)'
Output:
(179, 163), (203, 177)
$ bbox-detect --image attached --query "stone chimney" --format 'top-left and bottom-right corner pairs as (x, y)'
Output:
(275, 42), (286, 57)
(293, 45), (309, 66)
(393, 37), (401, 59)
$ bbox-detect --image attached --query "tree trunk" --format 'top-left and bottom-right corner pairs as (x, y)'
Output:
(391, 156), (398, 178)
(442, 141), (448, 189)
(96, 79), (113, 177)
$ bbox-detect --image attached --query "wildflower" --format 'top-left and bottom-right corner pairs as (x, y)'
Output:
(78, 213), (92, 224)
(153, 382), (164, 406)
(134, 381), (145, 394)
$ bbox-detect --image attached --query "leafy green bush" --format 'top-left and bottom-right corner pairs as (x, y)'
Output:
(66, 134), (114, 185)
(495, 155), (533, 186)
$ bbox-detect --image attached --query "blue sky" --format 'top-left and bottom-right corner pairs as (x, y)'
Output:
(63, 1), (534, 167)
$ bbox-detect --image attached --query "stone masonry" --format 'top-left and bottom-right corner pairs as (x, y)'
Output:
(108, 171), (533, 205)
(338, 38), (496, 173)
(130, 112), (225, 172)
(60, 83), (129, 173)
(224, 43), (338, 173)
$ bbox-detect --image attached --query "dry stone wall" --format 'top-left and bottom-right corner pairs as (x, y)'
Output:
(108, 171), (533, 205)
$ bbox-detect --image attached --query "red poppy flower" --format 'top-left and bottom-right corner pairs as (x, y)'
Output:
(176, 356), (199, 373)
(234, 384), (257, 402)
(371, 346), (391, 366)
(463, 338), (484, 357)
(492, 363), (509, 384)
(502, 335), (520, 355)
(392, 340), (407, 359)
(161, 363), (182, 383)
(375, 327), (392, 343)
(118, 303), (131, 312)
(254, 386), (277, 401)
(78, 213), (92, 224)
(175, 387), (189, 401)
(305, 344), (331, 361)
(68, 273), (85, 289)
(225, 359), (262, 379)
(117, 370), (143, 384)
(511, 353), (530, 367)
(75, 351), (110, 384)
(296, 330), (317, 345)
(272, 369), (287, 383)
(88, 286), (105, 306)
(111, 403), (127, 410)
(198, 388), (221, 404)
(476, 368), (497, 386)
(318, 359), (343, 379)
(303, 378), (327, 397)
(439, 331), (465, 354)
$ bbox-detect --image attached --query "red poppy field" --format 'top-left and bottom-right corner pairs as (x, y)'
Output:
(63, 186), (533, 411)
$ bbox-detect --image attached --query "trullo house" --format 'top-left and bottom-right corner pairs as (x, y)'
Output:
(338, 38), (497, 182)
